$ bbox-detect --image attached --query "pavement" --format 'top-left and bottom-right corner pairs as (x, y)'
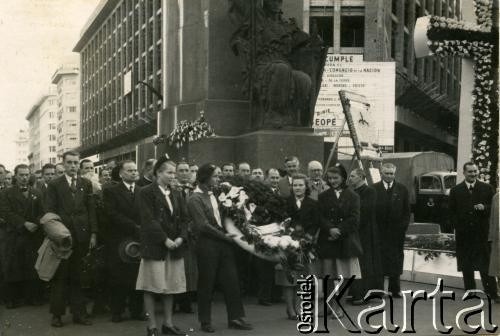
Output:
(1, 281), (499, 336)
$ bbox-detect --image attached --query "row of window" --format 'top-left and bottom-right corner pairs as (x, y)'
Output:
(80, 0), (163, 146)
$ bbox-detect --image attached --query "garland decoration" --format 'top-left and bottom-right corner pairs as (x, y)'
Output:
(153, 111), (215, 148)
(421, 0), (498, 185)
(405, 234), (456, 261)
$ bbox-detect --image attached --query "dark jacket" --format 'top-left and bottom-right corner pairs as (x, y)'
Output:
(103, 182), (141, 242)
(136, 176), (153, 187)
(449, 180), (494, 272)
(137, 182), (188, 260)
(187, 190), (230, 243)
(103, 182), (141, 286)
(0, 185), (44, 282)
(286, 195), (320, 237)
(373, 181), (410, 276)
(278, 177), (292, 198)
(353, 184), (381, 278)
(317, 187), (361, 259)
(43, 175), (97, 249)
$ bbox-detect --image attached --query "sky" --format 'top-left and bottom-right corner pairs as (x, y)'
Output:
(0, 0), (101, 169)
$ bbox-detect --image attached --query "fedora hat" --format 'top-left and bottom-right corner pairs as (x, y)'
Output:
(118, 239), (141, 263)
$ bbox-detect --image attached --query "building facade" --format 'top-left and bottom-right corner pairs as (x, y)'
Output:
(14, 129), (29, 165)
(51, 64), (81, 159)
(26, 93), (58, 169)
(305, 0), (460, 157)
(73, 0), (161, 164)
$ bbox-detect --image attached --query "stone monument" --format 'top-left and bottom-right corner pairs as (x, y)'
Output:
(158, 0), (327, 169)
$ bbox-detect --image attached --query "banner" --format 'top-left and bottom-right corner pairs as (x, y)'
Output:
(314, 55), (395, 152)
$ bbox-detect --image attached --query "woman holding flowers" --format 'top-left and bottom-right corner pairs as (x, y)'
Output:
(317, 164), (362, 318)
(187, 164), (252, 333)
(276, 173), (320, 320)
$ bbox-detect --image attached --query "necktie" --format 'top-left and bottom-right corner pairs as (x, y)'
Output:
(20, 186), (28, 193)
(468, 184), (474, 193)
(70, 177), (77, 193)
(208, 191), (222, 228)
(129, 185), (134, 193)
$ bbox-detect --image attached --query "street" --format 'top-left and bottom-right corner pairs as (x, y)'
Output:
(1, 281), (499, 336)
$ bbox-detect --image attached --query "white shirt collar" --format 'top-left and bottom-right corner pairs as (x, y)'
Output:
(65, 174), (76, 185)
(123, 181), (135, 191)
(465, 181), (476, 188)
(383, 181), (393, 189)
(158, 184), (171, 196)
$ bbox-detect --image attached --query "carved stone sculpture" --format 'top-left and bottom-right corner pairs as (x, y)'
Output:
(229, 0), (326, 129)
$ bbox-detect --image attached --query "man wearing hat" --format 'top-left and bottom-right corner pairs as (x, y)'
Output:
(103, 160), (146, 322)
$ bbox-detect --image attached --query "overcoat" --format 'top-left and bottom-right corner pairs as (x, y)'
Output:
(317, 187), (361, 259)
(0, 185), (44, 282)
(103, 182), (141, 286)
(488, 193), (499, 276)
(373, 181), (410, 276)
(449, 180), (494, 272)
(353, 184), (382, 279)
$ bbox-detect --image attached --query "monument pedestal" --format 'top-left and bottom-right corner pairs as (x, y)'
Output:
(186, 130), (324, 169)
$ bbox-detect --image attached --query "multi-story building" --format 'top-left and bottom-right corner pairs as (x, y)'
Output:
(73, 0), (161, 164)
(14, 129), (29, 165)
(26, 92), (58, 169)
(51, 64), (81, 159)
(306, 0), (460, 157)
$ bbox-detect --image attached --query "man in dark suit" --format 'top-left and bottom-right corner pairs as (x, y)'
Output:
(137, 158), (156, 187)
(449, 162), (498, 301)
(0, 164), (44, 308)
(373, 162), (410, 297)
(103, 160), (145, 322)
(36, 164), (56, 201)
(278, 156), (300, 198)
(44, 151), (97, 327)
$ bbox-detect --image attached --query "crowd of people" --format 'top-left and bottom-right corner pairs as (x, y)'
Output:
(0, 152), (498, 336)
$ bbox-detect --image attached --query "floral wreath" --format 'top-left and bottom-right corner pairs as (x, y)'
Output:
(421, 0), (498, 185)
(217, 177), (317, 277)
(153, 111), (215, 148)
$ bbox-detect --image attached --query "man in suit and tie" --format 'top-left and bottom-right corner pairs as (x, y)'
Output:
(266, 168), (281, 195)
(373, 162), (410, 298)
(103, 160), (146, 322)
(278, 156), (300, 198)
(44, 151), (97, 327)
(0, 164), (44, 308)
(307, 160), (329, 200)
(36, 164), (56, 196)
(449, 162), (498, 301)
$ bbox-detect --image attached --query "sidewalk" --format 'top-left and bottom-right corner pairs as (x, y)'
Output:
(1, 281), (499, 336)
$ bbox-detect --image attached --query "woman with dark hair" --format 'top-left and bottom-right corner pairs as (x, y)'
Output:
(317, 164), (362, 318)
(276, 173), (320, 320)
(135, 156), (189, 336)
(187, 163), (252, 333)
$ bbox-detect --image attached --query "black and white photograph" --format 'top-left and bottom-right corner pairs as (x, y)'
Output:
(0, 0), (498, 335)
